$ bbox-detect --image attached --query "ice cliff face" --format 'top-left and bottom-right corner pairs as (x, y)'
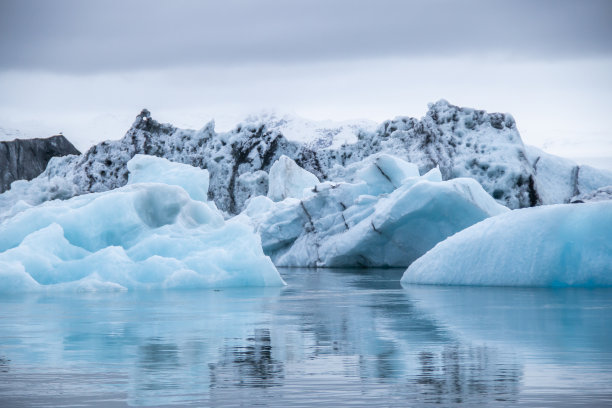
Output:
(321, 101), (538, 209)
(0, 135), (80, 193)
(1, 101), (610, 218)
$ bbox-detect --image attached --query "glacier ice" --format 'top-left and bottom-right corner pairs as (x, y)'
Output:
(4, 100), (611, 220)
(571, 186), (612, 203)
(267, 155), (319, 201)
(249, 112), (377, 150)
(0, 156), (284, 292)
(327, 153), (420, 195)
(525, 146), (612, 205)
(242, 153), (508, 267)
(401, 202), (612, 287)
(126, 154), (210, 202)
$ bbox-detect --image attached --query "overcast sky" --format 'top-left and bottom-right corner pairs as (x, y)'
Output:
(1, 0), (611, 167)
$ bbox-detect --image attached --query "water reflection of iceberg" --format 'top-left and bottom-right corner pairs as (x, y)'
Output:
(0, 287), (284, 406)
(402, 285), (612, 367)
(8, 271), (610, 406)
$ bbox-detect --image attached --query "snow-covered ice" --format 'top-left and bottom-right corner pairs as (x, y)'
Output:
(243, 153), (508, 267)
(0, 156), (284, 292)
(401, 202), (612, 287)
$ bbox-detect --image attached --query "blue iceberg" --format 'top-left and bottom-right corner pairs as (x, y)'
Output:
(0, 155), (285, 292)
(401, 202), (612, 287)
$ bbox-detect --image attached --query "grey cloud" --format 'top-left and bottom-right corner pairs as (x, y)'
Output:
(1, 0), (611, 73)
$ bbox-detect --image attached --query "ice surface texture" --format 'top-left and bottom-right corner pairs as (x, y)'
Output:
(243, 154), (508, 267)
(0, 156), (284, 292)
(267, 155), (319, 201)
(3, 100), (610, 220)
(401, 202), (612, 287)
(127, 154), (210, 202)
(525, 146), (612, 205)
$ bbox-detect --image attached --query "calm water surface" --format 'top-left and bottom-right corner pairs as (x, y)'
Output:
(1, 268), (611, 407)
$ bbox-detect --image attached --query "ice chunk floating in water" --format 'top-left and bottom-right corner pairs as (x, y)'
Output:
(401, 202), (612, 287)
(0, 156), (284, 292)
(243, 153), (509, 267)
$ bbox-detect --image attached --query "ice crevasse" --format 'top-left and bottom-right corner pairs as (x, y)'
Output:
(401, 201), (612, 287)
(0, 155), (285, 292)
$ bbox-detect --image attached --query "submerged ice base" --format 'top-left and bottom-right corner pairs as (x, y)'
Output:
(0, 155), (284, 292)
(401, 202), (612, 287)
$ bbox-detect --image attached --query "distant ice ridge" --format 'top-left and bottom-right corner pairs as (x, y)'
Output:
(2, 100), (611, 220)
(401, 202), (612, 287)
(0, 155), (284, 292)
(241, 154), (508, 267)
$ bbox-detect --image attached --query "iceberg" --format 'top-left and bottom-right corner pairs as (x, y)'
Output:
(571, 186), (612, 203)
(126, 153), (211, 202)
(2, 102), (611, 218)
(401, 202), (612, 287)
(267, 155), (319, 201)
(243, 153), (508, 267)
(0, 155), (284, 292)
(525, 146), (612, 205)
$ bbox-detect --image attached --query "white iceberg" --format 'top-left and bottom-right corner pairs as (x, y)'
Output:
(267, 155), (319, 201)
(525, 146), (612, 205)
(401, 202), (612, 287)
(0, 155), (284, 292)
(243, 153), (508, 267)
(571, 186), (612, 203)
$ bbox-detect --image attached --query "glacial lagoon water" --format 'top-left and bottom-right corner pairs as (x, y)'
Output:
(1, 268), (611, 407)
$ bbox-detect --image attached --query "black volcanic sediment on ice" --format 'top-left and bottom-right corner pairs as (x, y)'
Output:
(1, 100), (610, 215)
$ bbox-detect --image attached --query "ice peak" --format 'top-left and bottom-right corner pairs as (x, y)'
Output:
(131, 108), (151, 129)
(138, 108), (151, 120)
(427, 99), (452, 110)
(199, 120), (215, 134)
